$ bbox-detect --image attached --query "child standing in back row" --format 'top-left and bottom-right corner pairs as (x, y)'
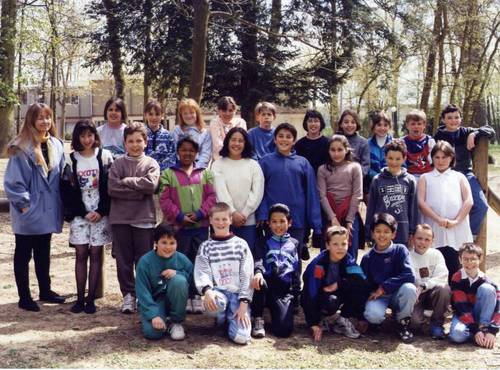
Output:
(247, 102), (276, 160)
(210, 96), (247, 162)
(98, 97), (128, 158)
(144, 100), (176, 171)
(367, 111), (393, 186)
(108, 122), (160, 314)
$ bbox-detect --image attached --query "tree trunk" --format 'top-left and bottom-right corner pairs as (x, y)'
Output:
(0, 0), (18, 155)
(47, 0), (58, 131)
(188, 0), (210, 104)
(432, 1), (446, 132)
(103, 0), (125, 98)
(238, 0), (259, 128)
(143, 0), (153, 107)
(265, 0), (281, 68)
(419, 0), (442, 115)
(16, 1), (26, 134)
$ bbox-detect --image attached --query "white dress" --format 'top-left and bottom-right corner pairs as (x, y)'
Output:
(421, 168), (473, 250)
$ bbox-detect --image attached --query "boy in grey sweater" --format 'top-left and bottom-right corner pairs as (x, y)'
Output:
(194, 202), (254, 344)
(108, 122), (160, 314)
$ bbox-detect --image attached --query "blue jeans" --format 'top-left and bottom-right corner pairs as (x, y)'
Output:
(449, 283), (497, 343)
(364, 283), (417, 323)
(140, 274), (189, 340)
(207, 289), (251, 344)
(466, 173), (488, 236)
(232, 225), (257, 256)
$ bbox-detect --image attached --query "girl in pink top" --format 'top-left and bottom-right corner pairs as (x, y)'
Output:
(317, 135), (363, 260)
(209, 96), (247, 161)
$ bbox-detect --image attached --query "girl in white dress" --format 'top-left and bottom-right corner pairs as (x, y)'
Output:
(417, 140), (473, 282)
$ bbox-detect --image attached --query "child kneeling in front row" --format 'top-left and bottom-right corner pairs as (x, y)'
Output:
(362, 213), (417, 343)
(194, 202), (254, 345)
(449, 243), (499, 348)
(409, 224), (450, 339)
(136, 224), (193, 341)
(302, 226), (369, 342)
(251, 203), (299, 338)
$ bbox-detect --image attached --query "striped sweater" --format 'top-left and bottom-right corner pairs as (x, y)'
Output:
(159, 165), (216, 228)
(451, 269), (500, 335)
(194, 234), (254, 301)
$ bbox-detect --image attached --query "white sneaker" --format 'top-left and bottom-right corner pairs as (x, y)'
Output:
(121, 293), (136, 314)
(251, 317), (265, 338)
(333, 316), (360, 339)
(192, 295), (204, 314)
(169, 323), (185, 340)
(185, 299), (193, 314)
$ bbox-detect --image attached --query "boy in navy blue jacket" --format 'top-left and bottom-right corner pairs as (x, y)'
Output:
(251, 204), (299, 338)
(434, 104), (495, 237)
(362, 213), (417, 343)
(302, 226), (369, 342)
(256, 123), (322, 262)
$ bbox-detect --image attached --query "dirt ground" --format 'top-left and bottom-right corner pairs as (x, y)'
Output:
(1, 208), (500, 369)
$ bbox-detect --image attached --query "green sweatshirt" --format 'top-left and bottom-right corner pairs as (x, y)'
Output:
(136, 250), (193, 320)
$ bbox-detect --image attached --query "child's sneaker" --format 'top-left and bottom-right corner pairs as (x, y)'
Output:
(397, 317), (414, 343)
(169, 323), (185, 340)
(70, 300), (85, 314)
(192, 295), (204, 314)
(252, 317), (266, 338)
(84, 300), (97, 314)
(121, 293), (136, 314)
(185, 299), (193, 314)
(333, 316), (361, 339)
(429, 324), (445, 339)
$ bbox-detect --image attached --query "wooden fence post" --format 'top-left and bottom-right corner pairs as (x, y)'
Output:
(473, 136), (489, 270)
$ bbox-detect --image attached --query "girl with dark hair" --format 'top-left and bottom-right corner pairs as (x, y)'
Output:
(209, 96), (247, 161)
(97, 97), (128, 158)
(5, 103), (66, 311)
(317, 135), (363, 259)
(295, 109), (330, 174)
(337, 109), (370, 178)
(212, 127), (264, 254)
(60, 120), (114, 314)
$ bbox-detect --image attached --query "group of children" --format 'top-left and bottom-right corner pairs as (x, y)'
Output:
(4, 96), (499, 349)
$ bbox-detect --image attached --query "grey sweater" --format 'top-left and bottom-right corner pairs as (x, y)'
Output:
(108, 154), (160, 224)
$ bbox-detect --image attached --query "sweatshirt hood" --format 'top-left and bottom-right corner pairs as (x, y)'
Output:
(380, 167), (408, 179)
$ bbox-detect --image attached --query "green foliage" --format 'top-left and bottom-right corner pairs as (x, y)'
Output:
(0, 80), (18, 108)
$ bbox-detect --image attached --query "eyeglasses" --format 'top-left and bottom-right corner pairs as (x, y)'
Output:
(461, 258), (479, 263)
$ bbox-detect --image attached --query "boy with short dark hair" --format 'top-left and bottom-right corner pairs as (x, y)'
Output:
(257, 122), (322, 261)
(434, 104), (495, 237)
(365, 140), (418, 246)
(194, 202), (254, 345)
(362, 213), (417, 343)
(402, 109), (435, 180)
(248, 102), (277, 160)
(136, 224), (193, 341)
(449, 243), (500, 348)
(302, 226), (368, 342)
(409, 224), (450, 339)
(251, 203), (299, 338)
(108, 121), (161, 314)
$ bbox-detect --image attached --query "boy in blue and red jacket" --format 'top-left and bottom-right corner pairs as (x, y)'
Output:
(449, 243), (500, 349)
(251, 204), (299, 338)
(302, 225), (368, 342)
(362, 213), (417, 343)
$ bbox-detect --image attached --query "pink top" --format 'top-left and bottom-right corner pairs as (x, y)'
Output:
(209, 116), (247, 161)
(317, 161), (363, 223)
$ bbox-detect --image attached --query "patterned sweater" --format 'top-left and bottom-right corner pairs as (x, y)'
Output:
(145, 125), (176, 171)
(450, 269), (500, 335)
(159, 165), (216, 228)
(194, 234), (254, 301)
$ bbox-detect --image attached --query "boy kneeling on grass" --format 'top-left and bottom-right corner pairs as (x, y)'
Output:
(135, 224), (193, 341)
(449, 243), (500, 348)
(302, 226), (369, 342)
(194, 202), (254, 345)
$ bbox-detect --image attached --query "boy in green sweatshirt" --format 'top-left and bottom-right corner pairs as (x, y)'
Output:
(136, 224), (193, 341)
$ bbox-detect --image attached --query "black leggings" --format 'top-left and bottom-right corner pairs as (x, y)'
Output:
(14, 234), (52, 301)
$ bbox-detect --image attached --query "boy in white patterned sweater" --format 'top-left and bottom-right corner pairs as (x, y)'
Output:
(194, 202), (254, 344)
(409, 224), (450, 339)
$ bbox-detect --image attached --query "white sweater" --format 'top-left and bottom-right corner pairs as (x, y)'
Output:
(409, 248), (449, 290)
(211, 157), (264, 225)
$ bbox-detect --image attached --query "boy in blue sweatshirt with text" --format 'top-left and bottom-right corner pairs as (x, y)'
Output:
(256, 122), (322, 263)
(365, 140), (418, 246)
(251, 203), (299, 338)
(136, 224), (193, 341)
(362, 213), (417, 343)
